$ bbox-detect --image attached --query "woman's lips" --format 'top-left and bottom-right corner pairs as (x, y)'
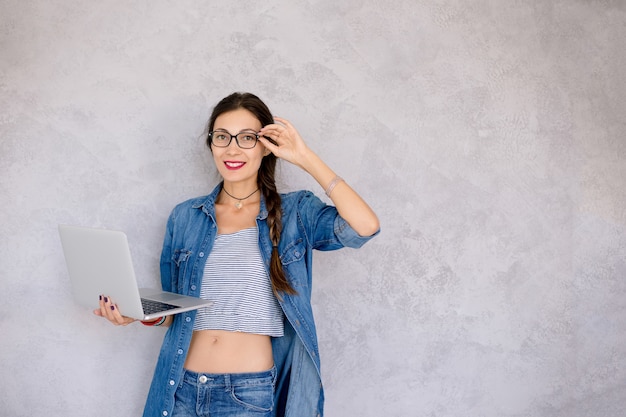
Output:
(224, 161), (245, 170)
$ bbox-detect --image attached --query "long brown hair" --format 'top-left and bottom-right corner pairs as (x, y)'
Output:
(206, 92), (297, 296)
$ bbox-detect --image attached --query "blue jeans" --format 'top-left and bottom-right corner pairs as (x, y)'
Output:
(171, 366), (277, 417)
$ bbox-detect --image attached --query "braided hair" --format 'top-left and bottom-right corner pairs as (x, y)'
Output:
(206, 92), (297, 296)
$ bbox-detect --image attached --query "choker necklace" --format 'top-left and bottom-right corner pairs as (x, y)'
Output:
(222, 187), (259, 209)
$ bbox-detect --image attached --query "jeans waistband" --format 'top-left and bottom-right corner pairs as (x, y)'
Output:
(181, 365), (277, 388)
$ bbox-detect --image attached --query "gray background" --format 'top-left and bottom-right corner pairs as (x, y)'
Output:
(1, 1), (625, 416)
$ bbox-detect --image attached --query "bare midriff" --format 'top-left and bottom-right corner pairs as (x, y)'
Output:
(184, 329), (274, 373)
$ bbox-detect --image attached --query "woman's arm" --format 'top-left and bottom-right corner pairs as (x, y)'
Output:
(259, 117), (380, 237)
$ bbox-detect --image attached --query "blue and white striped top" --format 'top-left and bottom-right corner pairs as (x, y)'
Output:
(193, 227), (284, 337)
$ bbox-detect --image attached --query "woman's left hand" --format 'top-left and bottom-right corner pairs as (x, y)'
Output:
(259, 116), (380, 237)
(258, 117), (311, 168)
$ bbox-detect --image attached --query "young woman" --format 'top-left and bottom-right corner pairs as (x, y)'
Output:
(95, 92), (379, 417)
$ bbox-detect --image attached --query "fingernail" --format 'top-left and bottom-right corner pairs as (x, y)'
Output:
(110, 305), (115, 311)
(99, 295), (102, 300)
(104, 297), (108, 303)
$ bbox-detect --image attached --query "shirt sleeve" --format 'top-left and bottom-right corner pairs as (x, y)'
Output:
(159, 211), (175, 293)
(333, 215), (380, 249)
(296, 191), (379, 251)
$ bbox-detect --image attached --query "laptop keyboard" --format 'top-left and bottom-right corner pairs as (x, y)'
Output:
(141, 298), (179, 315)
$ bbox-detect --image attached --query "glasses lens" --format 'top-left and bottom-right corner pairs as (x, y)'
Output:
(211, 130), (231, 147)
(236, 132), (258, 149)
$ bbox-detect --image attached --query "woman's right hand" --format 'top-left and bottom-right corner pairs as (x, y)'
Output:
(93, 295), (137, 326)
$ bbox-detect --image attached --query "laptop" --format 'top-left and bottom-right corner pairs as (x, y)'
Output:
(58, 224), (213, 321)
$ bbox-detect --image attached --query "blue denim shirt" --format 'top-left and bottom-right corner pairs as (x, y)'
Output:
(142, 183), (378, 417)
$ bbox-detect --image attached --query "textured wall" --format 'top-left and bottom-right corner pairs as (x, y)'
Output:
(1, 1), (625, 416)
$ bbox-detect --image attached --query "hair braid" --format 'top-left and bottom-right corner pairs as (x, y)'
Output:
(258, 162), (296, 296)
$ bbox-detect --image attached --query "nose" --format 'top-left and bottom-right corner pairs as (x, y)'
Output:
(225, 138), (241, 153)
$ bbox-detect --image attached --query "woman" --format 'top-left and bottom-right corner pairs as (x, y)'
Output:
(95, 92), (379, 416)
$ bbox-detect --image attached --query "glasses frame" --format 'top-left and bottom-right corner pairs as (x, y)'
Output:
(208, 129), (260, 149)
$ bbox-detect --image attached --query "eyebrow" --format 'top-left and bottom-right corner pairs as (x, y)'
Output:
(213, 128), (258, 134)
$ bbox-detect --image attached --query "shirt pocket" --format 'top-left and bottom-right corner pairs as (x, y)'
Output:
(171, 249), (192, 293)
(279, 239), (307, 288)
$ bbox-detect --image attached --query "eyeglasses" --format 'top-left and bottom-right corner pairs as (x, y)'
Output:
(208, 129), (259, 149)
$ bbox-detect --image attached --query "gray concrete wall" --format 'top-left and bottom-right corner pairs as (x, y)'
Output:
(1, 1), (624, 416)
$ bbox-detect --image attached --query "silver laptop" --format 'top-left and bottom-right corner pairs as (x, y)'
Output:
(59, 224), (213, 320)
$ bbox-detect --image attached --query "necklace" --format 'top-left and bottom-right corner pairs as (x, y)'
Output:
(222, 186), (259, 209)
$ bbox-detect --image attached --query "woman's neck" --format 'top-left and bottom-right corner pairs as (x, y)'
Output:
(220, 181), (260, 209)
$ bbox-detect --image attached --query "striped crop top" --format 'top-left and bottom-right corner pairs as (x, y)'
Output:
(193, 227), (284, 337)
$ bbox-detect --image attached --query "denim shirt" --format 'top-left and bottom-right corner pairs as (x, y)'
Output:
(142, 183), (378, 417)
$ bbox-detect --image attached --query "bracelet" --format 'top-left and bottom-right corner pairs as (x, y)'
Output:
(324, 175), (344, 197)
(141, 316), (166, 326)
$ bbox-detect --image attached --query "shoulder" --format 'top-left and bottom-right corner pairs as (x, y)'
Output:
(279, 190), (337, 228)
(280, 189), (320, 206)
(166, 194), (215, 227)
(279, 190), (327, 214)
(168, 195), (205, 217)
(170, 184), (221, 216)
(173, 195), (210, 210)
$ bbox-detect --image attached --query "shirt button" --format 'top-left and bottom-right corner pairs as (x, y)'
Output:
(177, 349), (184, 355)
(185, 316), (191, 322)
(190, 285), (197, 291)
(162, 412), (168, 416)
(169, 380), (175, 386)
(199, 252), (205, 257)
